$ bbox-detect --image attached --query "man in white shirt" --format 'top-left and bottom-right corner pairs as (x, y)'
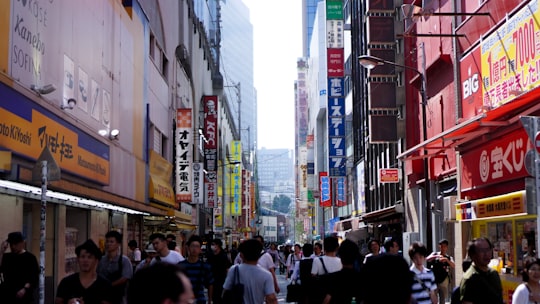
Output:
(149, 233), (185, 264)
(253, 235), (280, 294)
(311, 236), (342, 275)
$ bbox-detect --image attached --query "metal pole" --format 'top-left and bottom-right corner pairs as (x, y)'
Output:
(39, 161), (47, 304)
(419, 42), (432, 250)
(534, 119), (540, 256)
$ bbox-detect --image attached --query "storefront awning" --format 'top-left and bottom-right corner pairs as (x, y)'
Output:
(0, 179), (149, 215)
(362, 204), (404, 222)
(398, 85), (540, 160)
(148, 176), (176, 207)
(455, 190), (526, 221)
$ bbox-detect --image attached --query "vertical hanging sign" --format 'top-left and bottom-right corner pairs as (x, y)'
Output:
(320, 171), (332, 207)
(176, 109), (193, 203)
(203, 96), (219, 208)
(231, 141), (242, 215)
(326, 0), (346, 177)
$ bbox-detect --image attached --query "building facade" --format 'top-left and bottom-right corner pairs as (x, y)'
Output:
(0, 0), (247, 301)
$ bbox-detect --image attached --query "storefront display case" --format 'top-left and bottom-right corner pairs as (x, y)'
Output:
(472, 215), (537, 303)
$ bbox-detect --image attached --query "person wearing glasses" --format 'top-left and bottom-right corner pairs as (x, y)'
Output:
(459, 237), (503, 304)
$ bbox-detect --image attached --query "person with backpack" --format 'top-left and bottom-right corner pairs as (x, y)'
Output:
(286, 244), (302, 279)
(288, 243), (313, 304)
(98, 231), (133, 304)
(311, 236), (342, 304)
(409, 242), (437, 304)
(427, 239), (455, 304)
(223, 239), (277, 304)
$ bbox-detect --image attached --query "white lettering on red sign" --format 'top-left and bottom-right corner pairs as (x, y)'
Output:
(479, 138), (525, 182)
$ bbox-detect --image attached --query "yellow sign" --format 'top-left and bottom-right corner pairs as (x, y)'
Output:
(148, 150), (175, 207)
(456, 191), (526, 221)
(230, 164), (242, 216)
(231, 140), (242, 162)
(481, 1), (540, 109)
(0, 151), (11, 171)
(0, 106), (109, 184)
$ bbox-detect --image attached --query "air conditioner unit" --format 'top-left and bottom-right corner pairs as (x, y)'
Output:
(443, 196), (458, 221)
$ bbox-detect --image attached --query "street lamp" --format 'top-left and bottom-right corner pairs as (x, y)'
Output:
(358, 54), (432, 248)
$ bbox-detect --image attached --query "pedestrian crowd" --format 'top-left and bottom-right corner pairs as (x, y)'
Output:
(0, 230), (528, 304)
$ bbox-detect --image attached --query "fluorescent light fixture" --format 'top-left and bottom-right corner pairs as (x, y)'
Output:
(0, 180), (148, 215)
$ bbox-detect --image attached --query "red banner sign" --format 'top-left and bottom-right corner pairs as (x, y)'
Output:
(460, 128), (531, 191)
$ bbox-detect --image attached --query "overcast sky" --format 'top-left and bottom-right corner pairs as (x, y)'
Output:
(243, 0), (303, 150)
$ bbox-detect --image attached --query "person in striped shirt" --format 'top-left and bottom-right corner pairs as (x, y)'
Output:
(409, 242), (437, 304)
(179, 235), (214, 304)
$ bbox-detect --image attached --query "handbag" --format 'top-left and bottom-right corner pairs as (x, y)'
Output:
(286, 281), (302, 303)
(222, 266), (244, 304)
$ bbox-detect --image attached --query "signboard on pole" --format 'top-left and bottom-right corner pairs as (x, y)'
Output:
(379, 168), (399, 183)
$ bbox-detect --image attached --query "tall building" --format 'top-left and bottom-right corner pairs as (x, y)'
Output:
(220, 0), (257, 157)
(257, 148), (294, 193)
(302, 0), (323, 57)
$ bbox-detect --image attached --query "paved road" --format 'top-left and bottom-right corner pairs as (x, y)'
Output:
(276, 273), (290, 302)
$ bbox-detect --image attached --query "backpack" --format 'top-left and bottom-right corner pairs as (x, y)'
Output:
(222, 266), (244, 304)
(450, 286), (460, 304)
(428, 255), (450, 283)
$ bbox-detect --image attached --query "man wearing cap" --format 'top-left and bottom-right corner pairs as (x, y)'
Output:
(135, 243), (158, 272)
(427, 239), (455, 304)
(0, 231), (39, 304)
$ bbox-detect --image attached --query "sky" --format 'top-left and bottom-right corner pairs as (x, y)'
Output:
(243, 0), (303, 151)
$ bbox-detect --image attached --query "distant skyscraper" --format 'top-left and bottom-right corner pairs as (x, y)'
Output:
(220, 0), (257, 155)
(302, 0), (323, 57)
(257, 148), (294, 193)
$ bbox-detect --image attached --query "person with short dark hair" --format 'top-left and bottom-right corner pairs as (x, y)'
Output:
(149, 233), (184, 264)
(294, 243), (314, 304)
(311, 242), (323, 258)
(207, 238), (229, 304)
(512, 258), (540, 303)
(55, 239), (113, 304)
(286, 244), (302, 279)
(127, 240), (141, 269)
(223, 239), (277, 304)
(127, 262), (194, 304)
(166, 233), (179, 252)
(253, 235), (280, 294)
(460, 237), (503, 304)
(383, 237), (400, 255)
(360, 254), (414, 304)
(323, 239), (362, 303)
(363, 239), (381, 264)
(409, 242), (437, 304)
(0, 232), (39, 304)
(311, 236), (342, 275)
(98, 231), (133, 304)
(426, 238), (455, 303)
(178, 235), (213, 304)
(310, 236), (342, 304)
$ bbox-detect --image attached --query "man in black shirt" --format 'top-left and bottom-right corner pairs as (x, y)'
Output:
(0, 231), (39, 304)
(55, 239), (113, 304)
(207, 238), (230, 304)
